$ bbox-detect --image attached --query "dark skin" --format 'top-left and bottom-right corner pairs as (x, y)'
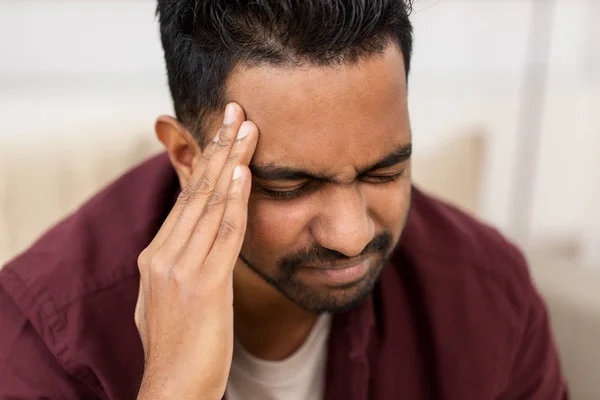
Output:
(136, 43), (411, 399)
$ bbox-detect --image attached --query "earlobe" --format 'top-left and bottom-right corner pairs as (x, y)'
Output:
(155, 115), (201, 185)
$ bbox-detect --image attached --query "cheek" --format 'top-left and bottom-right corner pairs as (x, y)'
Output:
(364, 181), (411, 236)
(244, 196), (314, 254)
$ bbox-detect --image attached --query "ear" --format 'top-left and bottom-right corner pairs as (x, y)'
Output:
(155, 115), (201, 187)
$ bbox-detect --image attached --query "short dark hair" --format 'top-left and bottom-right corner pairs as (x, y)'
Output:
(156, 0), (414, 138)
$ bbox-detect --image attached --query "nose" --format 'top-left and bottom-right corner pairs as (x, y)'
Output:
(310, 184), (375, 258)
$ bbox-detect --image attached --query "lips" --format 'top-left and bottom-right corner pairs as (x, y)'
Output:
(306, 261), (370, 285)
(301, 255), (373, 271)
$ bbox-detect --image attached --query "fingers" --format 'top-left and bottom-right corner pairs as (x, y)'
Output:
(160, 103), (247, 253)
(141, 108), (239, 252)
(177, 119), (258, 271)
(202, 165), (251, 275)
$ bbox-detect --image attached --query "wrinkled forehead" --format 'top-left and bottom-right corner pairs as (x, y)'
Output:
(226, 45), (410, 176)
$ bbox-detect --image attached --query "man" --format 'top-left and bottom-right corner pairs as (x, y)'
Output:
(0, 1), (567, 399)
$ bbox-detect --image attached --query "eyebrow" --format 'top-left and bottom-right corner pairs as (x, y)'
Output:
(250, 143), (412, 182)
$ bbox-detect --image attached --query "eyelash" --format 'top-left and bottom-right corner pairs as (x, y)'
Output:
(260, 171), (405, 200)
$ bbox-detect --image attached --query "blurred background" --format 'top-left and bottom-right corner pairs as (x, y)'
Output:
(0, 0), (599, 397)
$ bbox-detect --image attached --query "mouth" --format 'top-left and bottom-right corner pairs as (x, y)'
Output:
(300, 255), (373, 271)
(299, 256), (373, 285)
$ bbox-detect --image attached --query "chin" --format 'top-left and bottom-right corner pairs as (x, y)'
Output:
(240, 252), (388, 314)
(308, 286), (375, 315)
(277, 262), (384, 314)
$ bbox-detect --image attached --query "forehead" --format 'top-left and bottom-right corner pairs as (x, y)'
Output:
(225, 45), (410, 177)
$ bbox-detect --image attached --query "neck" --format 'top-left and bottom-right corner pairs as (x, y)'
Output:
(232, 267), (319, 361)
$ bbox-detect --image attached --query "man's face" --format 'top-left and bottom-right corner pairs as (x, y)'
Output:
(228, 44), (412, 314)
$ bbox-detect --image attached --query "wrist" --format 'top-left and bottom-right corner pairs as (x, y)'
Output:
(137, 376), (224, 400)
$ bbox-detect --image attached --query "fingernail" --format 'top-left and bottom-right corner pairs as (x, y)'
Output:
(232, 165), (243, 181)
(223, 103), (237, 125)
(236, 121), (251, 140)
(212, 130), (220, 142)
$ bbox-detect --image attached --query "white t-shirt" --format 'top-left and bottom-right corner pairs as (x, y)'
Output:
(226, 314), (332, 400)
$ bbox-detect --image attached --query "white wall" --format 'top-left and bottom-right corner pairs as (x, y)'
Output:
(1, 0), (598, 247)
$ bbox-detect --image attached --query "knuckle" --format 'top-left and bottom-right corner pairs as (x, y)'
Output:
(137, 250), (151, 269)
(148, 253), (172, 277)
(219, 218), (239, 239)
(167, 264), (189, 285)
(215, 132), (234, 149)
(177, 185), (193, 203)
(194, 174), (216, 195)
(180, 175), (215, 203)
(206, 190), (227, 208)
(200, 149), (212, 163)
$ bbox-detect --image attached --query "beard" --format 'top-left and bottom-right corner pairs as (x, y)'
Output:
(238, 231), (395, 314)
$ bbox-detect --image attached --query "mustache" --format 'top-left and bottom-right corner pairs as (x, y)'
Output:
(278, 231), (394, 273)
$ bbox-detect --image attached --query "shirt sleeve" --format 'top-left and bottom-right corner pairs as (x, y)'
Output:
(0, 284), (95, 399)
(498, 283), (569, 400)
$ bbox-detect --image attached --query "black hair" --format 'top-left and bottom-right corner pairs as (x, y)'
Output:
(156, 0), (414, 138)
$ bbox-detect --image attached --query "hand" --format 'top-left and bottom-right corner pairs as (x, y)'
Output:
(135, 103), (258, 400)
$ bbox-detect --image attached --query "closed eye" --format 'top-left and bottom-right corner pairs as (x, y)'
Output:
(258, 183), (313, 200)
(258, 170), (405, 200)
(360, 171), (405, 184)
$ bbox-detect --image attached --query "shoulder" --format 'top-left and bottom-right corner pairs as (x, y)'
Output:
(401, 187), (529, 282)
(395, 187), (537, 317)
(0, 152), (178, 347)
(384, 187), (564, 399)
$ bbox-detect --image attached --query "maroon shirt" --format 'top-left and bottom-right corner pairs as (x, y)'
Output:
(0, 153), (567, 399)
